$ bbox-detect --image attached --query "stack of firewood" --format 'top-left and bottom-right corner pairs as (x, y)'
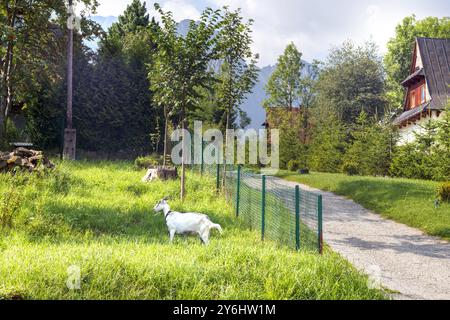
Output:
(0, 148), (55, 173)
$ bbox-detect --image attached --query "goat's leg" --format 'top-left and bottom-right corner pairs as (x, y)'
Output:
(200, 229), (210, 245)
(169, 229), (176, 243)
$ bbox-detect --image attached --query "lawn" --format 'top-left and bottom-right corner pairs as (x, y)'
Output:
(277, 171), (450, 241)
(0, 161), (386, 300)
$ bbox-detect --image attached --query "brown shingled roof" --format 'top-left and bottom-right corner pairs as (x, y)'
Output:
(393, 38), (450, 126)
(417, 37), (450, 110)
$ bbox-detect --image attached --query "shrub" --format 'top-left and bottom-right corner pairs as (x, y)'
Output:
(437, 182), (450, 203)
(134, 154), (163, 169)
(308, 117), (347, 173)
(342, 161), (359, 176)
(287, 160), (302, 172)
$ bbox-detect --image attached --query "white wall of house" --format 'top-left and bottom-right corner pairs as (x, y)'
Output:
(398, 111), (444, 145)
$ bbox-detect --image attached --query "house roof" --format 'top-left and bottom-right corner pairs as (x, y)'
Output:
(393, 102), (431, 125)
(417, 37), (450, 110)
(394, 38), (450, 126)
(401, 67), (424, 86)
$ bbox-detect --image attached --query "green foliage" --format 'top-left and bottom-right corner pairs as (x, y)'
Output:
(265, 108), (308, 169)
(437, 182), (450, 203)
(342, 112), (397, 176)
(308, 116), (347, 173)
(72, 1), (162, 156)
(287, 160), (302, 172)
(389, 113), (449, 181)
(215, 7), (259, 131)
(315, 41), (386, 124)
(264, 43), (304, 109)
(384, 16), (450, 110)
(433, 104), (450, 181)
(0, 0), (101, 145)
(134, 154), (163, 169)
(108, 0), (150, 38)
(263, 44), (318, 170)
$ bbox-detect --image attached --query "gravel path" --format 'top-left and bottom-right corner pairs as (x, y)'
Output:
(278, 178), (450, 300)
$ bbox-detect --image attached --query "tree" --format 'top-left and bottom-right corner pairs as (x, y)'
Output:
(263, 44), (318, 168)
(315, 41), (386, 125)
(69, 0), (161, 158)
(265, 108), (306, 169)
(389, 120), (437, 180)
(342, 112), (397, 176)
(215, 7), (258, 187)
(150, 4), (221, 200)
(384, 16), (450, 111)
(263, 43), (304, 110)
(433, 101), (450, 180)
(308, 115), (347, 173)
(0, 0), (100, 147)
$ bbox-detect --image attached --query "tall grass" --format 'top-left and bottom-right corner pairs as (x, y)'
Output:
(0, 161), (386, 300)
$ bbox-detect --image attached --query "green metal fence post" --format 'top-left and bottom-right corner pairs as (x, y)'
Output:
(200, 139), (204, 176)
(236, 165), (241, 217)
(261, 175), (266, 241)
(295, 185), (300, 251)
(318, 194), (323, 254)
(216, 164), (220, 192)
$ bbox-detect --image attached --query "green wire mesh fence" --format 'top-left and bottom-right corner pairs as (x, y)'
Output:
(190, 154), (323, 253)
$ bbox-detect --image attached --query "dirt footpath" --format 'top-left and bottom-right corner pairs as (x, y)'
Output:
(279, 179), (450, 300)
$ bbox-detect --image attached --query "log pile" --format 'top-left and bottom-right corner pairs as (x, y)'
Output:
(142, 166), (178, 182)
(0, 148), (55, 173)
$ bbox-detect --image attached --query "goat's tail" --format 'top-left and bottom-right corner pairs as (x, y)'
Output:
(210, 223), (223, 234)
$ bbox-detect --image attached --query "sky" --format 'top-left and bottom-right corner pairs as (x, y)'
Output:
(89, 0), (450, 66)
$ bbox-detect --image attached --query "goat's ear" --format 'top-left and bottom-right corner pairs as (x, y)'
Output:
(163, 196), (169, 201)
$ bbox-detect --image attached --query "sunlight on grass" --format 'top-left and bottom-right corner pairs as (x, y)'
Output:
(0, 162), (386, 300)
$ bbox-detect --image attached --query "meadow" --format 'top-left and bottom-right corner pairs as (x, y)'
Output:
(277, 171), (450, 241)
(0, 161), (386, 300)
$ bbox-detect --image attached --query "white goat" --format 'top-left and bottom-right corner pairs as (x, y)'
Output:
(153, 198), (222, 245)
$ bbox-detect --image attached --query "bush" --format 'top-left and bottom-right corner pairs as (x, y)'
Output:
(437, 182), (450, 202)
(134, 154), (163, 169)
(287, 160), (302, 172)
(308, 118), (347, 173)
(342, 161), (359, 176)
(389, 143), (434, 180)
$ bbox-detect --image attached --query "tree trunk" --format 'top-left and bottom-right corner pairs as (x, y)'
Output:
(222, 110), (230, 193)
(163, 107), (168, 167)
(180, 106), (186, 200)
(1, 5), (16, 145)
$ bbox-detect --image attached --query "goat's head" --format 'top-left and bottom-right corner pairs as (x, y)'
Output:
(153, 197), (169, 214)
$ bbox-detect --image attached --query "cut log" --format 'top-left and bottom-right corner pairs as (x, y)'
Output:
(0, 148), (54, 173)
(142, 166), (178, 182)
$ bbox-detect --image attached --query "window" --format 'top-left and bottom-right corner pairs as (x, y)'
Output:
(410, 91), (416, 108)
(421, 85), (426, 103)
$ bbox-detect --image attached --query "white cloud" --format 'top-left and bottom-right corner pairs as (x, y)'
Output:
(93, 0), (450, 66)
(208, 0), (449, 66)
(94, 0), (131, 16)
(153, 0), (201, 21)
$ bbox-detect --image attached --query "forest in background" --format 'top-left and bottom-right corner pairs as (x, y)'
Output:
(1, 1), (449, 180)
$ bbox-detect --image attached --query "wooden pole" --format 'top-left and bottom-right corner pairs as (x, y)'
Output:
(63, 0), (76, 160)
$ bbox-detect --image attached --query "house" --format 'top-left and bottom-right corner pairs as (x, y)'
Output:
(393, 37), (450, 145)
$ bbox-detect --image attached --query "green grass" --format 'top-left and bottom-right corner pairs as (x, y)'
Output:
(0, 161), (386, 300)
(277, 171), (450, 241)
